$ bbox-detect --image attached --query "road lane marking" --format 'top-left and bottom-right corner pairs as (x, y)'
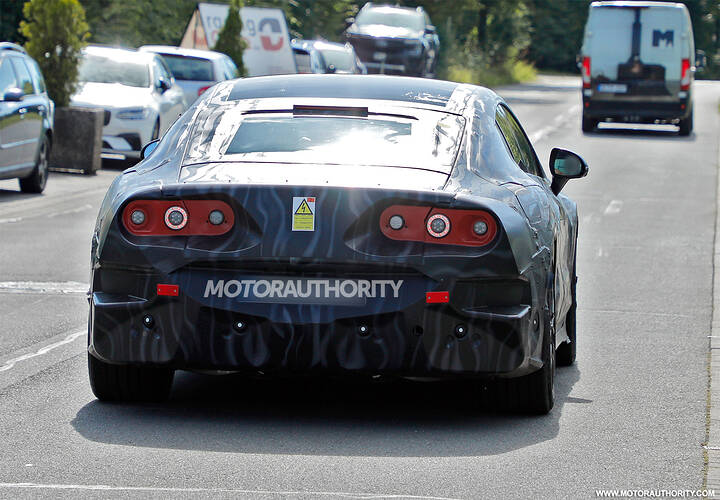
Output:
(603, 200), (623, 215)
(0, 331), (84, 373)
(529, 104), (581, 144)
(0, 483), (461, 499)
(0, 217), (21, 224)
(0, 281), (88, 294)
(0, 203), (93, 224)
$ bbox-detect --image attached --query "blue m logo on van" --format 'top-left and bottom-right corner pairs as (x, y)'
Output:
(653, 30), (674, 47)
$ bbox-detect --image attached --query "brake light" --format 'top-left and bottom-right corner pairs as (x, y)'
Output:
(379, 205), (498, 247)
(122, 200), (234, 236)
(681, 58), (691, 91)
(582, 56), (591, 89)
(198, 85), (211, 96)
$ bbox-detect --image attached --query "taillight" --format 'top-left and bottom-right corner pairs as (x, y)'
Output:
(581, 56), (591, 89)
(122, 200), (234, 236)
(379, 205), (497, 247)
(198, 85), (211, 96)
(681, 58), (691, 91)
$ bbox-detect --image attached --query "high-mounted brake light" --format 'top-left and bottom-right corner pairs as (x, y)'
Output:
(380, 205), (498, 247)
(581, 56), (591, 89)
(681, 58), (692, 91)
(122, 200), (234, 236)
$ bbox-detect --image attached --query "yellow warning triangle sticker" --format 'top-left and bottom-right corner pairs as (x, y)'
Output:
(295, 199), (313, 215)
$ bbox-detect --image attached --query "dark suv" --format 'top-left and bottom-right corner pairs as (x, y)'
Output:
(345, 3), (439, 77)
(0, 42), (54, 193)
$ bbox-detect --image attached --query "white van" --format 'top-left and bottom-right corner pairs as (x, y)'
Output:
(580, 1), (699, 135)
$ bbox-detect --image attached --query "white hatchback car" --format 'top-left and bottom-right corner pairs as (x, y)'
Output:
(139, 46), (238, 108)
(71, 46), (186, 161)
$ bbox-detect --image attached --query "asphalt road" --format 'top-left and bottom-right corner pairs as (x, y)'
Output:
(0, 76), (717, 499)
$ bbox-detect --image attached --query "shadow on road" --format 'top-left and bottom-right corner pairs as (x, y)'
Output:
(72, 365), (581, 457)
(589, 125), (696, 142)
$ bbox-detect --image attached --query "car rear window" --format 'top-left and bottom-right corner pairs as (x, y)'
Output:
(159, 54), (214, 81)
(184, 106), (464, 173)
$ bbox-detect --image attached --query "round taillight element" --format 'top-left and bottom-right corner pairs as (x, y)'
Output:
(389, 214), (404, 230)
(426, 214), (450, 238)
(473, 220), (488, 235)
(130, 209), (146, 225)
(208, 209), (224, 226)
(164, 206), (188, 230)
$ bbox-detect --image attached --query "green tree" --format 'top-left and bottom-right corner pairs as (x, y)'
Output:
(214, 0), (247, 76)
(0, 0), (26, 43)
(20, 0), (90, 107)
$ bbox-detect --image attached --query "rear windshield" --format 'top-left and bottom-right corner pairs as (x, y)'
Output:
(159, 54), (214, 81)
(184, 106), (464, 173)
(78, 54), (150, 87)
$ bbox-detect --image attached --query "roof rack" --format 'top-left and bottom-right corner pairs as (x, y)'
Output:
(0, 42), (27, 54)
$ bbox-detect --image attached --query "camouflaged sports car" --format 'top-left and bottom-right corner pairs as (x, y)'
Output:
(88, 75), (588, 414)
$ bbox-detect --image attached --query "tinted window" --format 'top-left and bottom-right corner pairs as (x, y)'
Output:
(10, 58), (35, 95)
(185, 108), (465, 173)
(223, 58), (238, 79)
(27, 58), (46, 93)
(154, 59), (173, 84)
(318, 49), (354, 72)
(356, 8), (425, 31)
(160, 54), (214, 81)
(0, 58), (17, 95)
(78, 54), (150, 87)
(496, 105), (543, 177)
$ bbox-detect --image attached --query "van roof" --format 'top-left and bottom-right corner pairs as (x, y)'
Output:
(591, 1), (687, 9)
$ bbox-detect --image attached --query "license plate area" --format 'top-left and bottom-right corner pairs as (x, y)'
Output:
(373, 52), (387, 61)
(598, 83), (628, 94)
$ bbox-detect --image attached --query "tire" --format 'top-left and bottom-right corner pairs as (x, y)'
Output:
(679, 109), (693, 136)
(19, 135), (49, 194)
(88, 353), (174, 402)
(582, 114), (597, 133)
(556, 251), (577, 367)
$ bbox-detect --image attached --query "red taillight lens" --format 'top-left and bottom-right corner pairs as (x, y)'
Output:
(122, 200), (234, 236)
(198, 85), (211, 96)
(681, 58), (691, 91)
(379, 205), (498, 247)
(582, 56), (591, 89)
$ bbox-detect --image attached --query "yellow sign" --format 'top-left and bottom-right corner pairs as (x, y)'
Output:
(292, 196), (315, 231)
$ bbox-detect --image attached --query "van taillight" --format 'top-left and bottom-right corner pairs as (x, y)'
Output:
(681, 59), (691, 91)
(582, 57), (591, 89)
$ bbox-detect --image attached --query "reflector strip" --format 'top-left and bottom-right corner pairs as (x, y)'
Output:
(426, 292), (449, 304)
(157, 284), (179, 297)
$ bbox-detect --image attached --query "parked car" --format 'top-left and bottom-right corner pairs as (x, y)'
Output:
(344, 4), (439, 77)
(291, 40), (366, 74)
(71, 46), (186, 162)
(87, 74), (588, 414)
(0, 42), (54, 193)
(291, 40), (329, 74)
(139, 45), (239, 107)
(579, 1), (699, 135)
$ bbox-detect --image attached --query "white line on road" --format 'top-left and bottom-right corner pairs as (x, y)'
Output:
(0, 203), (92, 224)
(603, 200), (624, 215)
(0, 281), (88, 294)
(0, 331), (84, 373)
(0, 483), (461, 499)
(529, 104), (581, 144)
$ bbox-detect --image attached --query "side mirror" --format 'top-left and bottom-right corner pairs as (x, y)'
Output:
(425, 25), (436, 35)
(549, 148), (588, 195)
(345, 17), (355, 29)
(141, 140), (160, 160)
(2, 87), (24, 102)
(696, 50), (707, 72)
(157, 78), (171, 93)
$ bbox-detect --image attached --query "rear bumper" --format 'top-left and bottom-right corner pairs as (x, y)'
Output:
(89, 273), (541, 378)
(583, 97), (691, 122)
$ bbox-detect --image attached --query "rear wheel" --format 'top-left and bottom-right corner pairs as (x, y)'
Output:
(88, 353), (174, 402)
(19, 135), (49, 193)
(679, 109), (693, 136)
(582, 114), (598, 133)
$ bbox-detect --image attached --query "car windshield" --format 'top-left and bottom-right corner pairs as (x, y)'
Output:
(356, 9), (425, 31)
(78, 54), (150, 87)
(184, 105), (464, 173)
(158, 54), (214, 81)
(318, 50), (354, 71)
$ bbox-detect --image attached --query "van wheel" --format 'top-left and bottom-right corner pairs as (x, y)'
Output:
(88, 353), (174, 402)
(582, 115), (597, 133)
(679, 110), (693, 136)
(19, 135), (49, 194)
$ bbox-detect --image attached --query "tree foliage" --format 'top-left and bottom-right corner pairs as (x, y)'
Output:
(214, 0), (247, 76)
(20, 0), (90, 107)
